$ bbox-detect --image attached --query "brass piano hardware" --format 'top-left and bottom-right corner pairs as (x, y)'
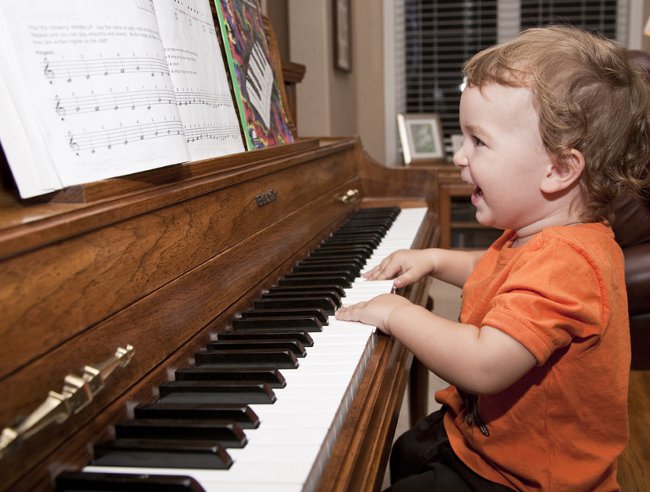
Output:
(0, 345), (134, 460)
(336, 188), (360, 204)
(255, 189), (278, 208)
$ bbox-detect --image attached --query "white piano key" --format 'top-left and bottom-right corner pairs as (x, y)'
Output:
(86, 207), (428, 492)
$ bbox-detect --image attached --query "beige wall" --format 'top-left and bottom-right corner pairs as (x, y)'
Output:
(644, 3), (650, 52)
(287, 0), (384, 160)
(287, 0), (358, 138)
(264, 0), (290, 60)
(353, 1), (387, 164)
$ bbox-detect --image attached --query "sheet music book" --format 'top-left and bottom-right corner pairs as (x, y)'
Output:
(0, 0), (244, 199)
(214, 0), (294, 150)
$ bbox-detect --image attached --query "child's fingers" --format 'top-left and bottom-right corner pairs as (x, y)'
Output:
(335, 301), (368, 321)
(364, 257), (401, 280)
(393, 270), (416, 288)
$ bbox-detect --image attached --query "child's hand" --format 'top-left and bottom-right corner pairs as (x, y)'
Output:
(363, 249), (435, 289)
(335, 293), (411, 334)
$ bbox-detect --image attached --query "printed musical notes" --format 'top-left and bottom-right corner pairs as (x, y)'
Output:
(52, 88), (176, 119)
(152, 0), (244, 160)
(0, 0), (243, 198)
(66, 120), (184, 155)
(42, 55), (170, 83)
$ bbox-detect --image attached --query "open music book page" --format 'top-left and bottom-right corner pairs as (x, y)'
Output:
(0, 0), (244, 199)
(214, 0), (294, 150)
(153, 0), (244, 161)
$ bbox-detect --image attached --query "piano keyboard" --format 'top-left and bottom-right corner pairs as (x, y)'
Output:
(60, 207), (428, 492)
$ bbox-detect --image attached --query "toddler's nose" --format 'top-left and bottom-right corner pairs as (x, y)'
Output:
(452, 143), (468, 168)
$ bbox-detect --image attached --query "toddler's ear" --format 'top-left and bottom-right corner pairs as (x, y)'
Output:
(540, 148), (585, 194)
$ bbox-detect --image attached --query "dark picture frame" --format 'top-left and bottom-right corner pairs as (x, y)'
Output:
(333, 0), (352, 72)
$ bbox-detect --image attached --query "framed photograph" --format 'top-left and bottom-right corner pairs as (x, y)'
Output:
(333, 0), (351, 72)
(397, 113), (444, 164)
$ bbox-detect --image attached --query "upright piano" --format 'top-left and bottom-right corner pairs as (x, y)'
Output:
(0, 134), (440, 491)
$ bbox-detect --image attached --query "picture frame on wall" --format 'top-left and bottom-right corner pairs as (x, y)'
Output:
(397, 113), (444, 165)
(333, 0), (351, 72)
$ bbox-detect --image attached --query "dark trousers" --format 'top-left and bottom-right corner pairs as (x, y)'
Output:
(386, 409), (515, 492)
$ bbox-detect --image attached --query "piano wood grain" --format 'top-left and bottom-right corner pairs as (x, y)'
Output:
(0, 137), (439, 492)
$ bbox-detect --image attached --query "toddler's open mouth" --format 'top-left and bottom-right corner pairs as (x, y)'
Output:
(471, 185), (483, 204)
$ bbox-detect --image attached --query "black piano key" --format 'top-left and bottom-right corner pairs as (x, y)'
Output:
(194, 348), (299, 369)
(283, 270), (356, 283)
(308, 249), (370, 259)
(348, 208), (399, 219)
(253, 296), (338, 313)
(159, 380), (277, 404)
(306, 252), (368, 263)
(204, 339), (306, 357)
(331, 226), (387, 237)
(322, 236), (381, 248)
(134, 402), (260, 429)
(277, 276), (351, 289)
(343, 216), (393, 225)
(114, 419), (247, 448)
(239, 307), (329, 323)
(313, 245), (372, 255)
(341, 221), (393, 230)
(299, 256), (365, 268)
(56, 470), (207, 491)
(260, 285), (345, 308)
(231, 316), (323, 331)
(267, 284), (347, 299)
(359, 205), (400, 214)
(217, 329), (314, 347)
(292, 263), (362, 277)
(340, 214), (393, 222)
(92, 439), (233, 471)
(175, 366), (288, 387)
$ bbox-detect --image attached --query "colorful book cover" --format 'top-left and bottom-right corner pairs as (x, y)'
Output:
(214, 0), (294, 150)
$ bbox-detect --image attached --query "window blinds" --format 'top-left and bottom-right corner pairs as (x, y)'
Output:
(403, 0), (498, 148)
(395, 0), (627, 158)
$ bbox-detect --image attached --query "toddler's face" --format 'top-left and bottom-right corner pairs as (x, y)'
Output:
(453, 83), (556, 233)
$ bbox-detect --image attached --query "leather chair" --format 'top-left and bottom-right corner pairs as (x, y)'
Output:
(612, 191), (650, 369)
(611, 49), (650, 370)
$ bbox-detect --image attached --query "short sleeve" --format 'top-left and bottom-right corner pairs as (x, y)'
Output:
(482, 239), (608, 365)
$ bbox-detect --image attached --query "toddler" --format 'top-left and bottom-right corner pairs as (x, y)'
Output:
(336, 26), (650, 491)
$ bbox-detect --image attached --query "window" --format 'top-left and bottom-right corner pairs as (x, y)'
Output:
(404, 0), (498, 146)
(520, 0), (618, 36)
(389, 0), (629, 161)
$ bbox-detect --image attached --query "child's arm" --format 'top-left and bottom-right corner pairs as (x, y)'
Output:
(335, 294), (536, 395)
(364, 248), (485, 289)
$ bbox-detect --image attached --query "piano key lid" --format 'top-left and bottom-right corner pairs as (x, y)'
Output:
(0, 345), (134, 460)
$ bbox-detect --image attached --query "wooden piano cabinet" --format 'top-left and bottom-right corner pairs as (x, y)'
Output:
(0, 137), (440, 492)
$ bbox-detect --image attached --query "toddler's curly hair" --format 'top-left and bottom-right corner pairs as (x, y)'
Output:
(464, 25), (650, 223)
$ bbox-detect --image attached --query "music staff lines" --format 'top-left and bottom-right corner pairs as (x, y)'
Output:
(175, 91), (233, 107)
(43, 56), (169, 82)
(67, 120), (183, 154)
(53, 90), (234, 119)
(184, 124), (241, 142)
(54, 89), (176, 118)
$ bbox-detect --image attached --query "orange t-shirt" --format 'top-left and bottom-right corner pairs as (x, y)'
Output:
(436, 223), (630, 491)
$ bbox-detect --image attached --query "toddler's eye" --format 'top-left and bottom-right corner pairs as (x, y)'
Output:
(471, 136), (485, 147)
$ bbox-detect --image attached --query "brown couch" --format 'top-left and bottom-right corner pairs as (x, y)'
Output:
(611, 50), (650, 370)
(612, 50), (650, 369)
(612, 192), (650, 369)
